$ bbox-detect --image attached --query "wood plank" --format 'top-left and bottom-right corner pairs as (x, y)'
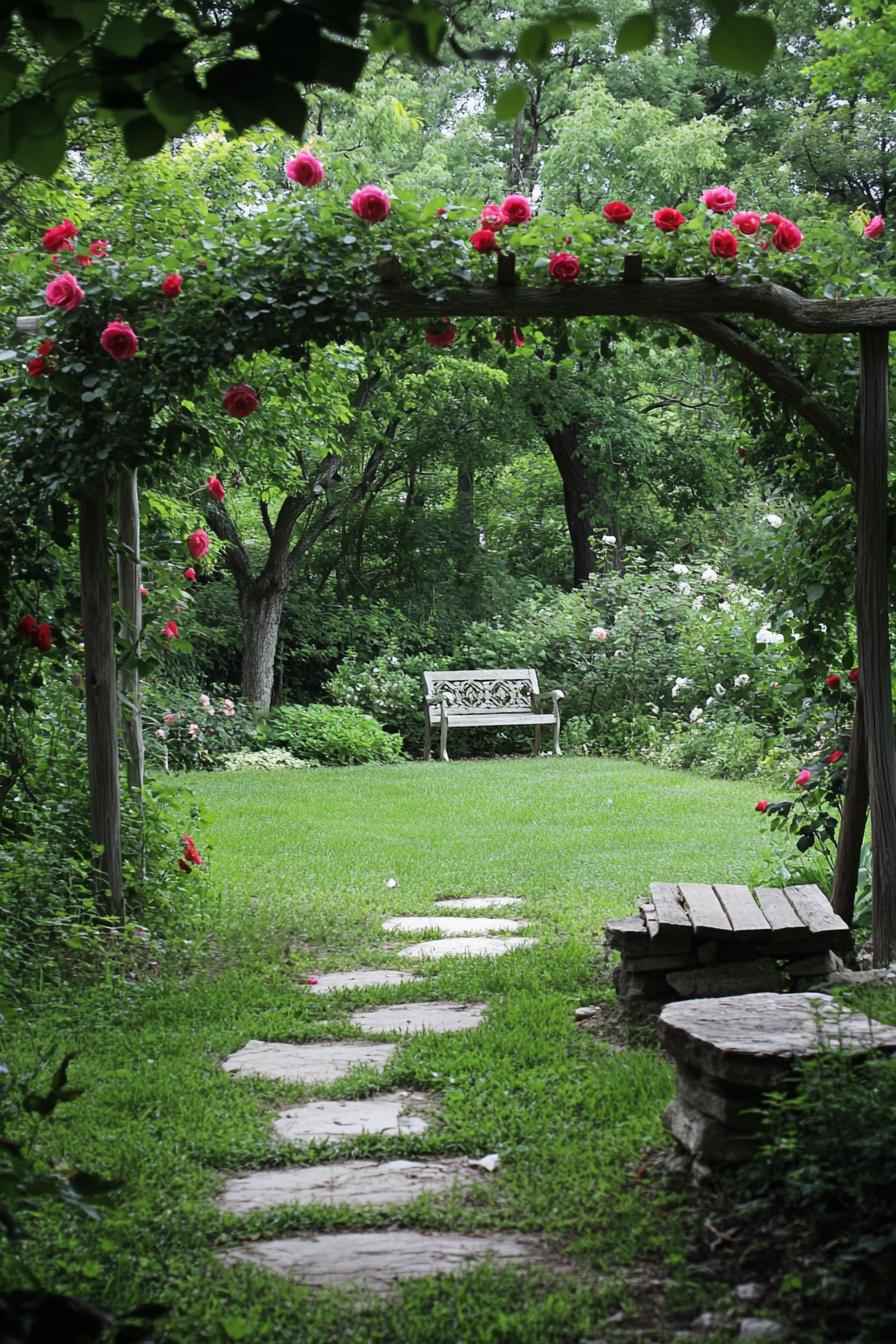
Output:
(436, 713), (554, 726)
(677, 883), (732, 937)
(713, 884), (770, 936)
(754, 887), (805, 933)
(644, 884), (693, 951)
(649, 883), (692, 930)
(783, 885), (849, 934)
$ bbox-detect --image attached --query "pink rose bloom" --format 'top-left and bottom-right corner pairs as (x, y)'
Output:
(207, 475), (225, 501)
(163, 712), (175, 725)
(42, 220), (78, 252)
(732, 212), (761, 235)
(702, 186), (737, 213)
(709, 229), (739, 259)
(864, 214), (885, 239)
(795, 769), (812, 787)
(222, 384), (259, 418)
(187, 722), (199, 738)
(187, 528), (210, 560)
(286, 151), (325, 186)
(199, 693), (211, 707)
(100, 321), (139, 359)
(45, 272), (84, 311)
(183, 567), (196, 581)
(162, 620), (179, 640)
(154, 728), (167, 740)
(350, 185), (391, 222)
(479, 204), (506, 230)
(501, 194), (532, 225)
(161, 273), (183, 298)
(771, 220), (803, 252)
(547, 251), (581, 283)
(763, 211), (785, 226)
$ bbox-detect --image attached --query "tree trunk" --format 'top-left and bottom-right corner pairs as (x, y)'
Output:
(79, 478), (124, 918)
(857, 329), (896, 964)
(544, 426), (600, 586)
(831, 686), (869, 926)
(116, 468), (144, 793)
(240, 585), (287, 710)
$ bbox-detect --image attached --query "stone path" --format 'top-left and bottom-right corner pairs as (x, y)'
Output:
(218, 889), (549, 1294)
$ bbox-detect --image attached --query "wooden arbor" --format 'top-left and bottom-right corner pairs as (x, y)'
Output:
(20, 265), (895, 959)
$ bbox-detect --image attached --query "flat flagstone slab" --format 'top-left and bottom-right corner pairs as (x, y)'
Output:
(348, 1002), (487, 1034)
(222, 1040), (396, 1084)
(435, 897), (524, 910)
(305, 970), (422, 994)
(382, 916), (526, 935)
(274, 1091), (433, 1144)
(219, 1229), (556, 1291)
(397, 937), (537, 961)
(219, 1157), (482, 1214)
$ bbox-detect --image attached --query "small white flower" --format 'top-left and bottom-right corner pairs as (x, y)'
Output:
(613, 649), (623, 657)
(601, 534), (616, 546)
(718, 600), (732, 613)
(589, 626), (608, 642)
(385, 878), (398, 888)
(154, 728), (166, 740)
(756, 628), (785, 646)
(701, 565), (719, 583)
(696, 645), (705, 654)
(678, 582), (692, 595)
(734, 673), (750, 688)
(764, 513), (783, 529)
(692, 595), (704, 610)
(672, 563), (690, 576)
(715, 683), (726, 696)
(705, 697), (714, 707)
(198, 693), (211, 707)
(689, 706), (703, 722)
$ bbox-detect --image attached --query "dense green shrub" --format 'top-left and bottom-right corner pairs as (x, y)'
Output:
(327, 651), (427, 740)
(264, 703), (404, 766)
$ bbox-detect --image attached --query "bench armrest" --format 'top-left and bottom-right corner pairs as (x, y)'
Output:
(425, 692), (453, 707)
(536, 689), (565, 703)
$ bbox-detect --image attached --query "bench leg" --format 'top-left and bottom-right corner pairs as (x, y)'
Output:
(532, 724), (542, 756)
(553, 709), (562, 756)
(439, 713), (449, 762)
(423, 716), (431, 762)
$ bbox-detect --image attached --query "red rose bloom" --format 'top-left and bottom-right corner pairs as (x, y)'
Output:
(763, 211), (785, 226)
(709, 229), (738, 259)
(182, 834), (202, 866)
(285, 151), (325, 187)
(732, 212), (761, 235)
(222, 384), (259, 418)
(424, 318), (457, 348)
(100, 321), (139, 360)
(76, 254), (92, 268)
(501, 194), (532, 225)
(27, 356), (46, 377)
(15, 615), (37, 638)
(547, 251), (581, 283)
(496, 326), (525, 347)
(33, 623), (52, 653)
(755, 800), (769, 813)
(824, 749), (844, 765)
(795, 769), (812, 787)
(183, 567), (197, 582)
(603, 201), (633, 224)
(187, 529), (210, 560)
(470, 228), (500, 254)
(162, 619), (179, 640)
(162, 273), (183, 298)
(653, 208), (685, 233)
(825, 673), (841, 690)
(45, 272), (84, 311)
(480, 204), (506, 230)
(771, 220), (803, 252)
(207, 475), (226, 501)
(42, 220), (78, 252)
(865, 214), (885, 239)
(350, 185), (391, 222)
(848, 667), (859, 682)
(702, 186), (737, 213)
(88, 239), (108, 258)
(140, 585), (149, 597)
(37, 339), (55, 357)
(178, 858), (191, 872)
(435, 207), (447, 217)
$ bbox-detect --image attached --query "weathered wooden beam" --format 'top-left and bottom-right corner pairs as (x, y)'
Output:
(79, 478), (124, 918)
(15, 315), (43, 333)
(831, 685), (869, 926)
(364, 279), (896, 333)
(856, 329), (896, 964)
(116, 467), (144, 795)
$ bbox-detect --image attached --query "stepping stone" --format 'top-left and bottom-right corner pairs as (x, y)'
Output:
(435, 897), (524, 910)
(274, 1091), (432, 1143)
(305, 970), (422, 994)
(383, 916), (526, 935)
(398, 937), (537, 961)
(348, 1002), (486, 1034)
(220, 1229), (557, 1292)
(222, 1040), (396, 1084)
(219, 1157), (483, 1214)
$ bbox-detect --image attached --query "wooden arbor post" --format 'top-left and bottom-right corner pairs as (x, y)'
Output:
(857, 330), (896, 964)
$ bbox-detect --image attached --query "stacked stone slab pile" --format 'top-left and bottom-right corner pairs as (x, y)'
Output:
(605, 882), (851, 1012)
(658, 992), (896, 1167)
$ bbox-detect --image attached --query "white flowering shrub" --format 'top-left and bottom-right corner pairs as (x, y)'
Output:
(219, 749), (312, 770)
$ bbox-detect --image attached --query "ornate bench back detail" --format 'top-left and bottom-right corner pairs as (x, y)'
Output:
(421, 668), (564, 762)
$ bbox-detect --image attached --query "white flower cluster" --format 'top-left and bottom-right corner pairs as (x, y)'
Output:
(756, 627), (785, 645)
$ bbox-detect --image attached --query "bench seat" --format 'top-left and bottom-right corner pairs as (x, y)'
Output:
(427, 711), (556, 727)
(422, 668), (564, 761)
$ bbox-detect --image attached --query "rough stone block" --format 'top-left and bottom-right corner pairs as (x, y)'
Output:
(675, 1064), (763, 1133)
(666, 958), (783, 1001)
(663, 1096), (758, 1165)
(622, 951), (698, 973)
(613, 964), (674, 1002)
(784, 951), (844, 978)
(603, 915), (651, 955)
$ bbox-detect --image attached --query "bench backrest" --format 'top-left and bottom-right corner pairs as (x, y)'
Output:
(423, 668), (540, 717)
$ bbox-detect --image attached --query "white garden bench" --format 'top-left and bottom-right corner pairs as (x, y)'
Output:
(422, 668), (565, 762)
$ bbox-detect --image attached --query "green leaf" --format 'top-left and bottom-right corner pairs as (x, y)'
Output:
(0, 52), (24, 101)
(495, 81), (527, 123)
(99, 16), (145, 56)
(615, 13), (657, 55)
(146, 79), (204, 135)
(806, 582), (825, 603)
(516, 24), (550, 63)
(123, 113), (167, 159)
(707, 15), (776, 76)
(9, 97), (66, 178)
(263, 80), (308, 137)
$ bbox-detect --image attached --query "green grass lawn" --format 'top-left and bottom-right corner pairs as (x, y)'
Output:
(2, 757), (774, 1344)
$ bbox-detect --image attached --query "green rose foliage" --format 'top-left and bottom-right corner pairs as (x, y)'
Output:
(264, 702), (403, 766)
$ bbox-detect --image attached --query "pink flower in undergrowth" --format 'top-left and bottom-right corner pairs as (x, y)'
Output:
(547, 251), (581, 283)
(350, 185), (391, 222)
(501, 194), (532, 225)
(222, 384), (259, 418)
(424, 318), (457, 348)
(140, 585), (149, 597)
(45, 272), (84, 311)
(755, 800), (769, 812)
(305, 976), (319, 985)
(187, 722), (199, 739)
(199, 693), (211, 708)
(163, 712), (175, 725)
(701, 185), (737, 213)
(771, 220), (803, 252)
(602, 201), (632, 224)
(709, 229), (738, 259)
(795, 769), (812, 787)
(42, 220), (78, 252)
(183, 567), (197, 581)
(864, 214), (885, 239)
(732, 212), (761, 235)
(162, 273), (183, 298)
(286, 150), (325, 186)
(162, 619), (179, 640)
(207, 475), (225, 501)
(763, 211), (785, 227)
(100, 321), (139, 359)
(155, 728), (166, 740)
(825, 749), (844, 765)
(470, 228), (500, 254)
(187, 529), (210, 560)
(89, 239), (108, 258)
(480, 204), (506, 230)
(222, 698), (235, 717)
(653, 208), (685, 233)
